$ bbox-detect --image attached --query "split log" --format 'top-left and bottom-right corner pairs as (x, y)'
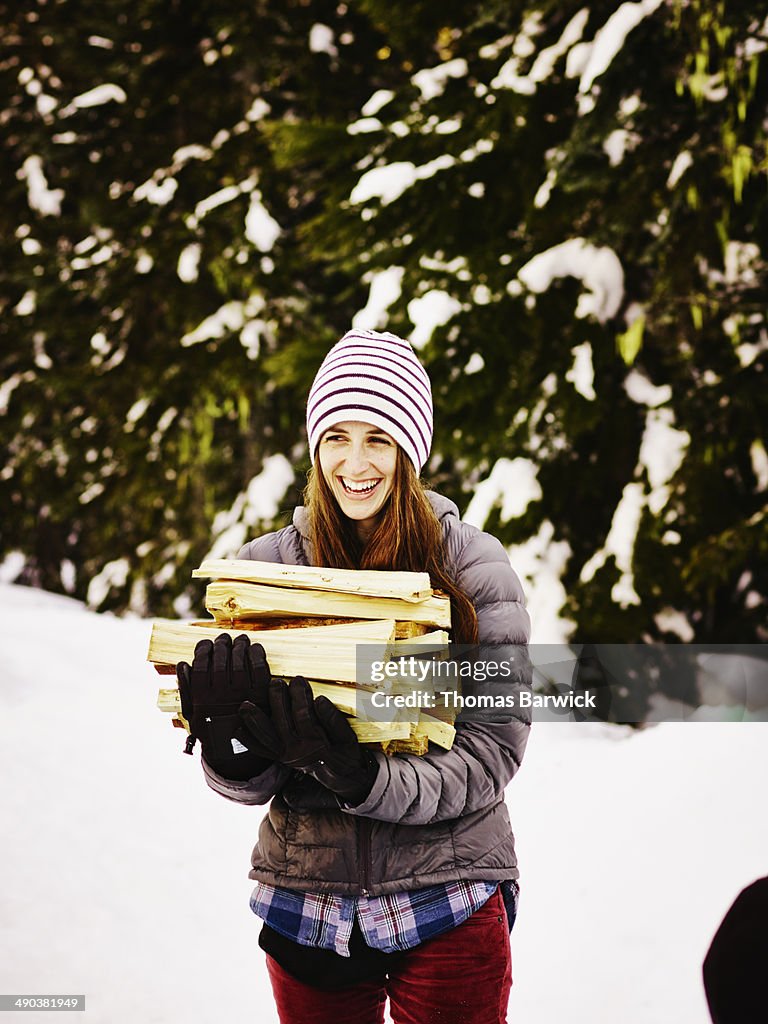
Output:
(201, 616), (433, 640)
(205, 580), (451, 629)
(156, 689), (413, 745)
(416, 714), (456, 749)
(150, 561), (456, 755)
(187, 616), (432, 640)
(194, 558), (433, 602)
(384, 734), (429, 756)
(147, 618), (396, 683)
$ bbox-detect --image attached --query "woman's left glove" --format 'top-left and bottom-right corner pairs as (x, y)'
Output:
(176, 633), (278, 780)
(268, 676), (379, 805)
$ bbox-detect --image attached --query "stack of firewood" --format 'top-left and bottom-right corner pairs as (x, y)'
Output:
(147, 558), (456, 754)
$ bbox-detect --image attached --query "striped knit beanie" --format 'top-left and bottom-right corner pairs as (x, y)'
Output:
(306, 330), (433, 473)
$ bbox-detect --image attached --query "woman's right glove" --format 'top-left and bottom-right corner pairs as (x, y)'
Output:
(176, 633), (280, 780)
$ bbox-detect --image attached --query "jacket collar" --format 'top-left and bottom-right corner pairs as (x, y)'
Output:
(291, 489), (460, 540)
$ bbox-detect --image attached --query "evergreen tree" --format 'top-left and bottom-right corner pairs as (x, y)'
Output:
(290, 0), (768, 656)
(2, 0), (766, 685)
(1, 0), (399, 613)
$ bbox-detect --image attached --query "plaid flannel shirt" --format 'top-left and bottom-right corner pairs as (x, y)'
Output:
(250, 879), (519, 957)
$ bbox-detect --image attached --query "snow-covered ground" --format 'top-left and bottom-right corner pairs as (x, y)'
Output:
(1, 582), (765, 1023)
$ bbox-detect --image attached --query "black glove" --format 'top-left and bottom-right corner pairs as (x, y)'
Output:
(176, 633), (276, 780)
(266, 676), (379, 805)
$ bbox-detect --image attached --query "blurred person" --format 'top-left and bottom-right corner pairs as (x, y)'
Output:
(703, 875), (768, 1023)
(177, 330), (531, 1024)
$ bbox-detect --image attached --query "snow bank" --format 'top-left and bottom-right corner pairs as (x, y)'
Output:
(2, 584), (766, 1023)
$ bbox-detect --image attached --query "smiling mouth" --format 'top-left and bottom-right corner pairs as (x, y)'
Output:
(339, 477), (382, 496)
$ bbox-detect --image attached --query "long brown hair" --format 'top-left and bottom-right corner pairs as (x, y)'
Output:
(303, 448), (479, 643)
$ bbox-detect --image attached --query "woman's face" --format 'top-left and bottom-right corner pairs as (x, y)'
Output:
(318, 420), (398, 540)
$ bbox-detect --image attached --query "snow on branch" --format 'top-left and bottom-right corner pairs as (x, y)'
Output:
(515, 238), (625, 323)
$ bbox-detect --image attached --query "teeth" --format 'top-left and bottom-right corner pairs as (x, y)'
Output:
(342, 478), (379, 493)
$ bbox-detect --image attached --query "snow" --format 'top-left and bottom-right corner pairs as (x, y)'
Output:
(65, 83), (127, 110)
(533, 167), (557, 208)
(435, 118), (462, 134)
(135, 251), (154, 274)
(125, 397), (150, 426)
(350, 157), (453, 206)
(36, 94), (58, 117)
(507, 520), (574, 645)
(21, 236), (42, 255)
(464, 353), (485, 374)
(492, 9), (589, 93)
(71, 244), (114, 271)
(172, 144), (212, 166)
(0, 551), (25, 582)
(245, 191), (281, 252)
(309, 23), (338, 58)
(350, 142), (492, 209)
(478, 34), (515, 61)
(134, 176), (178, 206)
(180, 296), (264, 348)
(245, 97), (271, 122)
(177, 243), (201, 283)
(603, 128), (638, 166)
(407, 290), (462, 347)
(20, 156), (64, 217)
(491, 65), (536, 95)
(350, 163), (416, 206)
(733, 332), (768, 369)
(347, 117), (384, 135)
(750, 440), (768, 491)
(724, 241), (761, 285)
(86, 556), (130, 607)
(580, 482), (645, 606)
(624, 368), (672, 408)
(565, 341), (596, 400)
(517, 239), (624, 323)
(2, 582), (768, 1022)
(90, 331), (110, 355)
(193, 183), (243, 219)
(573, 0), (664, 112)
(0, 372), (35, 415)
(529, 9), (590, 82)
(667, 150), (693, 188)
(352, 266), (405, 330)
(13, 290), (36, 316)
(32, 334), (52, 371)
(411, 59), (468, 101)
(512, 718), (768, 1022)
(206, 455), (295, 560)
(361, 89), (395, 117)
(655, 607), (695, 642)
(464, 457), (543, 527)
(638, 408), (690, 515)
(238, 320), (262, 360)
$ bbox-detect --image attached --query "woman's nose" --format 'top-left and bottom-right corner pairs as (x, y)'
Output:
(343, 443), (370, 474)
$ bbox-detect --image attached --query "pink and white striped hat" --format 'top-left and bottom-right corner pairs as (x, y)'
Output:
(306, 330), (434, 472)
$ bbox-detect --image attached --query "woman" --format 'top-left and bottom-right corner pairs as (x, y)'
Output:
(177, 329), (531, 1024)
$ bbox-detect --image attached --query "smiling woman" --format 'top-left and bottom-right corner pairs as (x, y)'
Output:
(317, 423), (398, 540)
(180, 328), (531, 1024)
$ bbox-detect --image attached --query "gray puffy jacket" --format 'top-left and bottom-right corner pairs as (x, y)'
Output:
(203, 491), (531, 896)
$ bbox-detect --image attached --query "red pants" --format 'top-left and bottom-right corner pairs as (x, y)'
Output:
(265, 887), (512, 1024)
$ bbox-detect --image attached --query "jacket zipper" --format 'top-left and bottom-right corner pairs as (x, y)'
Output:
(358, 818), (372, 896)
